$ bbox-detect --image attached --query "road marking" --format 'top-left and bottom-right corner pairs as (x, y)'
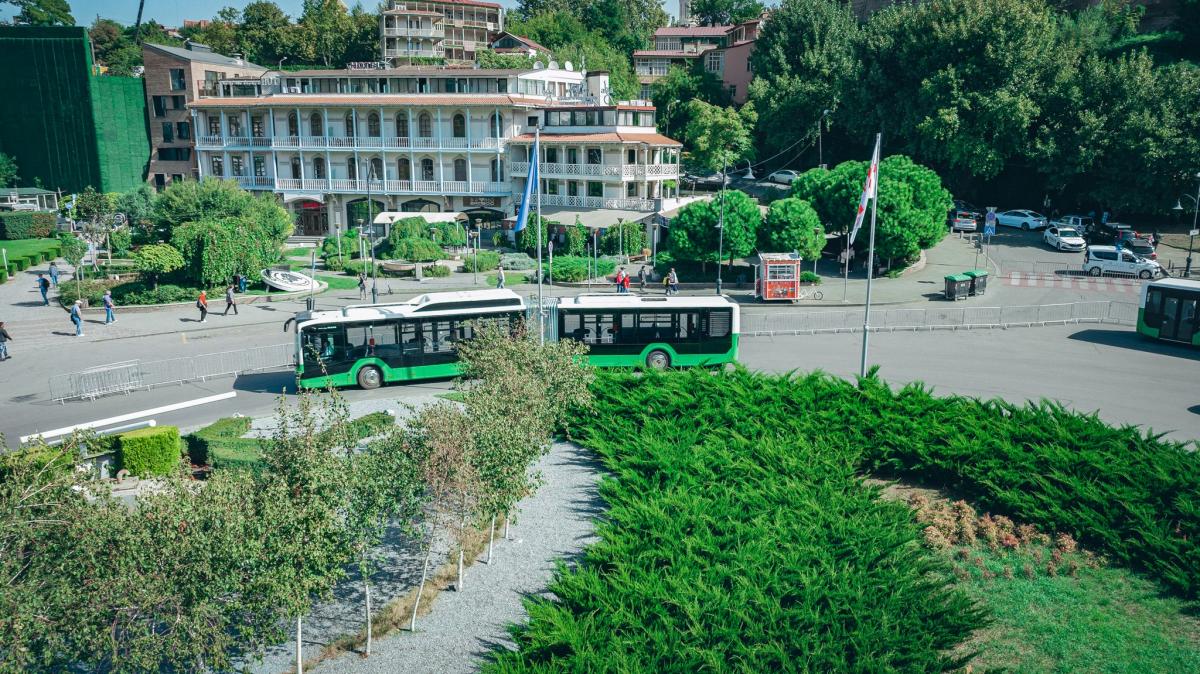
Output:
(1060, 277), (1072, 289)
(1010, 272), (1021, 286)
(19, 391), (237, 443)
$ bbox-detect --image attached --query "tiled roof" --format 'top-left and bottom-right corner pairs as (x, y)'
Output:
(654, 25), (733, 37)
(510, 132), (681, 146)
(280, 66), (535, 77)
(190, 94), (538, 108)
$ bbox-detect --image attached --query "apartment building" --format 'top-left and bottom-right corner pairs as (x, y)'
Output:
(380, 0), (503, 66)
(189, 65), (682, 237)
(632, 16), (764, 103)
(143, 42), (267, 188)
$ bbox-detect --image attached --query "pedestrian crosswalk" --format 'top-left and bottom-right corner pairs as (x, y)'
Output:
(1001, 272), (1144, 293)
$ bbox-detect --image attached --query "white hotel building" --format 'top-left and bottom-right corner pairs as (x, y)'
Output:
(189, 64), (684, 237)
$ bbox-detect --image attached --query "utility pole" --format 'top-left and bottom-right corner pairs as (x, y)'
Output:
(715, 158), (727, 295)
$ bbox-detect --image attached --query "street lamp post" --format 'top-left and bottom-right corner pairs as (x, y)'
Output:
(1173, 172), (1200, 277)
(716, 158), (727, 295)
(818, 109), (831, 169)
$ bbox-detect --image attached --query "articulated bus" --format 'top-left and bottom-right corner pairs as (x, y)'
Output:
(1137, 278), (1200, 346)
(289, 289), (740, 389)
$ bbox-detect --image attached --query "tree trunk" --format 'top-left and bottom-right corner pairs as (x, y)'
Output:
(296, 616), (303, 674)
(486, 514), (496, 564)
(504, 514), (510, 540)
(362, 554), (372, 657)
(410, 533), (435, 632)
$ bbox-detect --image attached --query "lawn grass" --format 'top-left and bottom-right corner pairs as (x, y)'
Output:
(284, 247), (317, 259)
(955, 547), (1200, 673)
(0, 237), (60, 259)
(186, 411), (396, 471)
(315, 272), (360, 290)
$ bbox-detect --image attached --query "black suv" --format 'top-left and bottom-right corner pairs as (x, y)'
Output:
(1087, 221), (1135, 245)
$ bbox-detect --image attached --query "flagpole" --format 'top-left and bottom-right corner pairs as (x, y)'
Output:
(535, 125), (544, 345)
(860, 132), (881, 378)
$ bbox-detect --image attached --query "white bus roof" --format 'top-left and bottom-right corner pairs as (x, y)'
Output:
(556, 294), (739, 310)
(296, 289), (524, 325)
(1148, 278), (1200, 291)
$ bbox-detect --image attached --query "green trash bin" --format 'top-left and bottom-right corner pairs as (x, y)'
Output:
(964, 269), (989, 296)
(944, 273), (971, 300)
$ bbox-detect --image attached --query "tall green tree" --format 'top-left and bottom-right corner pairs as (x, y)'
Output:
(691, 0), (764, 26)
(299, 0), (354, 67)
(0, 152), (18, 188)
(6, 0), (74, 26)
(652, 63), (731, 137)
(684, 100), (756, 173)
(748, 0), (859, 160)
(237, 0), (291, 63)
(760, 197), (824, 259)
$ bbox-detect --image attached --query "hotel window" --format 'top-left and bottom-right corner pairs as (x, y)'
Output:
(291, 157), (301, 178)
(397, 158), (411, 180)
(452, 113), (466, 138)
(228, 116), (242, 136)
(454, 158), (466, 181)
(288, 112), (299, 136)
(490, 158), (503, 182)
(626, 182), (637, 197)
(345, 112), (356, 136)
(545, 147), (558, 163)
(421, 158), (434, 181)
(211, 156), (224, 176)
(587, 148), (602, 165)
(230, 156), (244, 177)
(705, 51), (724, 73)
(370, 157), (383, 179)
(171, 95), (186, 109)
(568, 181), (578, 196)
(208, 117), (221, 136)
(309, 113), (323, 136)
(347, 161), (357, 180)
(368, 112), (381, 137)
(169, 68), (186, 91)
(313, 157), (326, 179)
(567, 148), (578, 164)
(396, 112), (409, 137)
(489, 112), (502, 137)
(546, 180), (558, 195)
(626, 149), (636, 164)
(161, 122), (174, 143)
(152, 96), (166, 117)
(251, 116), (264, 137)
(418, 113), (432, 137)
(253, 156), (266, 177)
(587, 181), (603, 197)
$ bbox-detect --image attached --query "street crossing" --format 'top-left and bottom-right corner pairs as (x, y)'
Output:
(1000, 272), (1146, 294)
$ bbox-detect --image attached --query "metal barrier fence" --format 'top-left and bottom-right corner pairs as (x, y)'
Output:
(49, 343), (294, 403)
(741, 301), (1138, 336)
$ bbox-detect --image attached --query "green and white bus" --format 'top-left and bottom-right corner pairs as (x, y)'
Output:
(1137, 278), (1199, 346)
(290, 290), (740, 389)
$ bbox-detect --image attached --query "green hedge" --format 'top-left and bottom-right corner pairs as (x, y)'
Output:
(422, 263), (451, 277)
(187, 411), (395, 472)
(0, 268), (7, 283)
(0, 211), (56, 240)
(117, 426), (182, 478)
(390, 237), (444, 262)
(540, 255), (616, 283)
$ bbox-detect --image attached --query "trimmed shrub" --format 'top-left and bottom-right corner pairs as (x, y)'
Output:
(800, 271), (821, 284)
(422, 263), (451, 277)
(0, 211), (55, 239)
(543, 255), (616, 282)
(500, 252), (536, 270)
(0, 268), (7, 283)
(117, 426), (182, 478)
(184, 416), (255, 469)
(343, 259), (379, 276)
(118, 283), (199, 305)
(13, 256), (29, 271)
(462, 250), (500, 272)
(324, 254), (347, 272)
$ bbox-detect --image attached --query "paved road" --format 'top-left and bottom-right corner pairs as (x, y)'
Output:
(742, 325), (1199, 442)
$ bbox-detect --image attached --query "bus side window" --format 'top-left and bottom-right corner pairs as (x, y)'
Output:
(400, 320), (421, 354)
(709, 310), (732, 338)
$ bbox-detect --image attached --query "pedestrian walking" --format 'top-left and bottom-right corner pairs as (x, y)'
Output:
(496, 266), (506, 289)
(663, 274), (671, 294)
(358, 273), (368, 300)
(238, 273), (248, 293)
(48, 261), (59, 287)
(102, 290), (116, 324)
(621, 272), (631, 294)
(196, 290), (208, 323)
(36, 274), (50, 306)
(223, 284), (238, 316)
(0, 321), (11, 360)
(667, 268), (679, 296)
(615, 268), (626, 293)
(70, 300), (83, 337)
(638, 265), (648, 291)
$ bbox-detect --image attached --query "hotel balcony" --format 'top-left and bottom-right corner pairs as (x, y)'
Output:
(226, 176), (509, 195)
(509, 161), (679, 180)
(196, 135), (506, 151)
(382, 26), (444, 38)
(530, 193), (660, 212)
(384, 47), (445, 59)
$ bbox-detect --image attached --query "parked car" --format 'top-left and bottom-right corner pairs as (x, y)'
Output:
(1087, 221), (1136, 244)
(1082, 245), (1162, 279)
(1043, 226), (1086, 251)
(948, 210), (978, 232)
(1050, 214), (1095, 232)
(995, 209), (1049, 230)
(683, 172), (729, 191)
(767, 170), (800, 185)
(1121, 236), (1157, 260)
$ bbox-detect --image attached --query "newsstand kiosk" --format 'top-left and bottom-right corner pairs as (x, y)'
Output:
(754, 253), (805, 302)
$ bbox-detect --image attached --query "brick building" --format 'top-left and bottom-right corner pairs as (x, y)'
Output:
(142, 41), (266, 188)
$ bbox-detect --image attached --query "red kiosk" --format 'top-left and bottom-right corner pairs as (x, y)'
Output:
(754, 252), (808, 302)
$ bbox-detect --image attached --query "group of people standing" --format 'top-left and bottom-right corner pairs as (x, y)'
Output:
(613, 266), (680, 295)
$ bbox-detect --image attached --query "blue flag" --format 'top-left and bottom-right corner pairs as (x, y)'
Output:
(514, 136), (539, 233)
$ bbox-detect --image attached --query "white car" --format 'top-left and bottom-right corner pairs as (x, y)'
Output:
(767, 170), (800, 185)
(1043, 226), (1086, 251)
(996, 209), (1048, 230)
(1083, 245), (1162, 279)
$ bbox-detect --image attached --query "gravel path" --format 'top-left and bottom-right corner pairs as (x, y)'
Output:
(245, 437), (603, 674)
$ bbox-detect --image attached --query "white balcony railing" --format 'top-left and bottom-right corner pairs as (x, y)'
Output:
(385, 47), (444, 58)
(270, 178), (507, 195)
(261, 136), (502, 151)
(510, 162), (679, 180)
(383, 26), (444, 38)
(532, 193), (658, 212)
(635, 66), (670, 77)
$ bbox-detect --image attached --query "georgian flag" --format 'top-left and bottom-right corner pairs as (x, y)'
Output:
(849, 135), (881, 246)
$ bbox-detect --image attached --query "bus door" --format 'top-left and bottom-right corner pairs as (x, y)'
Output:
(345, 322), (402, 369)
(1159, 295), (1197, 343)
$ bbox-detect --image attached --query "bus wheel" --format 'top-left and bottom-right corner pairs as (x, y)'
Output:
(357, 366), (382, 390)
(646, 349), (671, 369)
